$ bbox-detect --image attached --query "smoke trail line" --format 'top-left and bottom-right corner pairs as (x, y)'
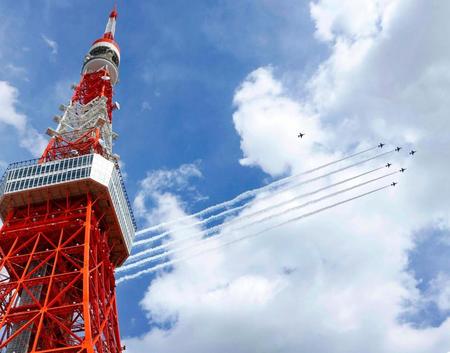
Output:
(127, 166), (388, 263)
(134, 149), (394, 247)
(135, 145), (384, 237)
(123, 173), (396, 271)
(117, 184), (392, 284)
(133, 165), (386, 247)
(119, 172), (397, 273)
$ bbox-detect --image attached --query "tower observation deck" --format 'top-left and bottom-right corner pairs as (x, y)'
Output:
(0, 8), (135, 353)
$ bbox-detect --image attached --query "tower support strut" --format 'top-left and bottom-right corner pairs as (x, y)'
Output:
(0, 194), (122, 352)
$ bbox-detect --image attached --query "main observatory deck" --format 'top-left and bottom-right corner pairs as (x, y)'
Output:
(0, 153), (136, 266)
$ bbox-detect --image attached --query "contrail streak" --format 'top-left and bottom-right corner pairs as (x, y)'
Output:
(135, 145), (384, 237)
(133, 165), (386, 248)
(119, 172), (397, 273)
(117, 184), (392, 284)
(127, 166), (388, 263)
(134, 150), (394, 247)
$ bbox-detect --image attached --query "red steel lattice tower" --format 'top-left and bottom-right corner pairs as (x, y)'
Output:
(0, 8), (136, 353)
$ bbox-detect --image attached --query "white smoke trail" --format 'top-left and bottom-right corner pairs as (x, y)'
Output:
(117, 184), (392, 284)
(135, 145), (385, 237)
(134, 150), (395, 245)
(133, 163), (387, 248)
(126, 166), (388, 263)
(118, 172), (398, 273)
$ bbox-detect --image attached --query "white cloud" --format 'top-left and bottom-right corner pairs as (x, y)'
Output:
(41, 34), (58, 55)
(233, 66), (331, 176)
(133, 162), (203, 221)
(125, 0), (450, 352)
(309, 0), (392, 42)
(0, 81), (27, 131)
(0, 81), (47, 157)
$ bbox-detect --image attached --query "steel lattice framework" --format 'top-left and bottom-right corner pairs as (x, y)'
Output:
(0, 7), (134, 353)
(0, 195), (120, 353)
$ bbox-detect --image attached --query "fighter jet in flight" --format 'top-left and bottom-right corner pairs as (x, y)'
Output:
(400, 168), (406, 173)
(378, 143), (385, 148)
(386, 163), (392, 168)
(395, 147), (402, 152)
(409, 150), (416, 155)
(298, 132), (305, 138)
(391, 182), (398, 187)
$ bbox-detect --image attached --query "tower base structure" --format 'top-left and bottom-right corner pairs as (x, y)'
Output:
(0, 194), (122, 353)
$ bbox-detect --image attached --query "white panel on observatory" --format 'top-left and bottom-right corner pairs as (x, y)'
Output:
(108, 166), (135, 252)
(91, 154), (115, 186)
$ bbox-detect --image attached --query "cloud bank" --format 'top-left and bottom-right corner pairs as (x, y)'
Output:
(125, 0), (450, 352)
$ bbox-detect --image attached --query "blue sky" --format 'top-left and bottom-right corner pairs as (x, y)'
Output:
(1, 1), (450, 352)
(0, 0), (323, 339)
(0, 0), (321, 202)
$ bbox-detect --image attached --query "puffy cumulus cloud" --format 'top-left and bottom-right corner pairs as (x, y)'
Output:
(125, 0), (450, 352)
(125, 180), (450, 353)
(310, 0), (395, 42)
(0, 81), (27, 131)
(232, 67), (332, 177)
(307, 0), (450, 146)
(133, 162), (203, 221)
(0, 81), (46, 157)
(304, 0), (450, 217)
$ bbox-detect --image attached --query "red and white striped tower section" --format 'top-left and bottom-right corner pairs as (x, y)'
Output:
(0, 8), (136, 353)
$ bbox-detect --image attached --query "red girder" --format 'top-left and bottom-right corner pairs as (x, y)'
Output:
(0, 195), (122, 353)
(40, 127), (106, 163)
(72, 69), (114, 121)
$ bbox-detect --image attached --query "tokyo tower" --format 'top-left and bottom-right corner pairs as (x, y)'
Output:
(0, 7), (135, 353)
